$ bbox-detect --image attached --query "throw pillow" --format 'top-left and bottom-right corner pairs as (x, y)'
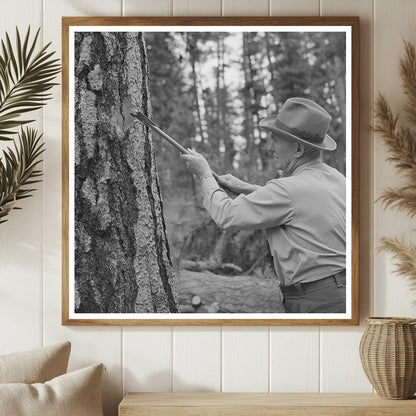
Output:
(0, 363), (104, 416)
(0, 341), (71, 384)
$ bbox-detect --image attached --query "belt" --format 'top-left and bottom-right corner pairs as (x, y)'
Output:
(280, 271), (346, 299)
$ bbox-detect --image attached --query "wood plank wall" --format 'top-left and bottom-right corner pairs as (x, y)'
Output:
(1, 1), (416, 415)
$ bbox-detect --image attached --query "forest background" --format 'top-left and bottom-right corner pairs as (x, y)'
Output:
(145, 30), (346, 313)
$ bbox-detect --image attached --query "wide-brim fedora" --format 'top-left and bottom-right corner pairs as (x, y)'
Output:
(259, 97), (337, 151)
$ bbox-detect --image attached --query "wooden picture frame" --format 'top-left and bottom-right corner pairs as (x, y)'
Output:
(62, 16), (359, 326)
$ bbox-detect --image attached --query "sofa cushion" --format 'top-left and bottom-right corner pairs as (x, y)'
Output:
(0, 363), (104, 416)
(0, 341), (71, 384)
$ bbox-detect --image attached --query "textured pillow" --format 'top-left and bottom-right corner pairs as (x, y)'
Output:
(0, 341), (71, 384)
(0, 363), (104, 416)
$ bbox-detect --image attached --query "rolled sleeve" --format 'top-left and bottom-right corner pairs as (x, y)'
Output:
(201, 177), (293, 230)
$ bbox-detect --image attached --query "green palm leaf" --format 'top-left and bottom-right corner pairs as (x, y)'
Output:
(0, 26), (60, 141)
(0, 127), (44, 223)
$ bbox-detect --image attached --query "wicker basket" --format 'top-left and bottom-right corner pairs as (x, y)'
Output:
(359, 317), (416, 399)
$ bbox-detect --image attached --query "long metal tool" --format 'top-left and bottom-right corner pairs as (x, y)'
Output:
(130, 111), (221, 181)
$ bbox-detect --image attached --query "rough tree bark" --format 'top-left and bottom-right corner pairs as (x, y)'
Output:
(74, 32), (178, 313)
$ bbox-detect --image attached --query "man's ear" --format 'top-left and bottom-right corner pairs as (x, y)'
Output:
(294, 142), (304, 158)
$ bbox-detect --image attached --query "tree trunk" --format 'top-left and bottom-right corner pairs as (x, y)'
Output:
(215, 37), (222, 155)
(217, 36), (235, 169)
(241, 34), (256, 164)
(332, 54), (346, 174)
(246, 34), (266, 171)
(74, 32), (178, 313)
(186, 33), (206, 143)
(265, 32), (278, 108)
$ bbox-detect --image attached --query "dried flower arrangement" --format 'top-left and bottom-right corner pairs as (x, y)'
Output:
(375, 40), (416, 295)
(0, 27), (60, 223)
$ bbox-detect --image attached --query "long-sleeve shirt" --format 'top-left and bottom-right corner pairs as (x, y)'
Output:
(201, 161), (346, 286)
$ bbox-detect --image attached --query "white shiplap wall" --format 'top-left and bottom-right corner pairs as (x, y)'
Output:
(1, 1), (416, 415)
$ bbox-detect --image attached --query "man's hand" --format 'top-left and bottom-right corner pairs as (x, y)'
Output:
(218, 174), (260, 195)
(180, 149), (212, 180)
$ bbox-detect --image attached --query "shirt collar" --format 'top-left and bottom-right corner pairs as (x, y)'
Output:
(283, 158), (322, 177)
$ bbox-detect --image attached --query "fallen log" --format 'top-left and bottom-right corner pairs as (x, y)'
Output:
(176, 269), (284, 313)
(181, 259), (243, 274)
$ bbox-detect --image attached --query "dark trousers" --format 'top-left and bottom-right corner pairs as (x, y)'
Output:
(280, 271), (346, 313)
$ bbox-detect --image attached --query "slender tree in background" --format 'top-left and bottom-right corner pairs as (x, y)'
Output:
(186, 33), (206, 143)
(241, 33), (257, 172)
(216, 34), (235, 169)
(243, 33), (268, 172)
(74, 32), (177, 313)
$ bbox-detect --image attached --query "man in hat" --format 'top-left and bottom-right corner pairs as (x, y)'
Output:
(181, 97), (346, 313)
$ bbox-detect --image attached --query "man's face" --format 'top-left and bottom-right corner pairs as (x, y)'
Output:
(267, 133), (298, 172)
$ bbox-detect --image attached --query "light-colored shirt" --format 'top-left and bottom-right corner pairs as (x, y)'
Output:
(201, 161), (346, 286)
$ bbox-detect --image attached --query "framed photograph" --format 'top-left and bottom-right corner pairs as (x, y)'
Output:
(62, 17), (359, 325)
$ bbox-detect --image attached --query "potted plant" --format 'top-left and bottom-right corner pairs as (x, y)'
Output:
(359, 40), (416, 400)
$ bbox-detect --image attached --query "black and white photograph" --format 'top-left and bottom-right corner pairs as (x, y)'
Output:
(63, 18), (359, 325)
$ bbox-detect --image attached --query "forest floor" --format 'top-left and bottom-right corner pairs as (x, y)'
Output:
(176, 269), (284, 313)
